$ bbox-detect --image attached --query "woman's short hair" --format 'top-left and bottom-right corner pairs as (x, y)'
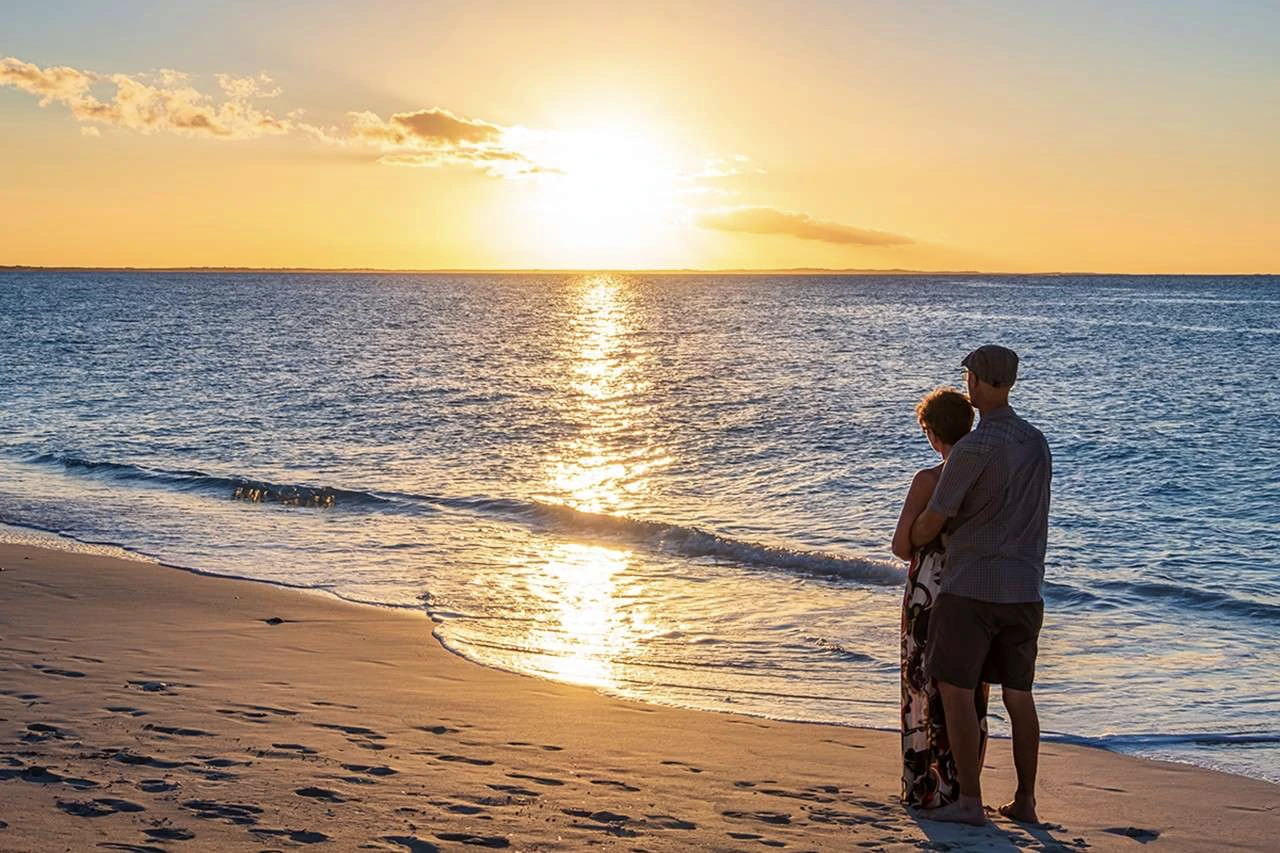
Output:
(915, 387), (974, 446)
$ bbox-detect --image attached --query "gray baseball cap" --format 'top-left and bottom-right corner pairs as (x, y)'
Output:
(962, 344), (1019, 388)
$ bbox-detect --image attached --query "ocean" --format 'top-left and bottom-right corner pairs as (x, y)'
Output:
(1, 269), (1276, 783)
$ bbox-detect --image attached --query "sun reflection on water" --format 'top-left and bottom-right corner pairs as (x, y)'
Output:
(524, 542), (648, 687)
(545, 274), (668, 515)
(527, 274), (668, 688)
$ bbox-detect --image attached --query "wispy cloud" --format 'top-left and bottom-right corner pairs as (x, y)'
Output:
(1, 56), (290, 139)
(697, 206), (912, 247)
(349, 108), (502, 147)
(341, 108), (542, 176)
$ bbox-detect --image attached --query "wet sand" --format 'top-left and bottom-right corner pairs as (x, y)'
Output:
(0, 543), (1275, 851)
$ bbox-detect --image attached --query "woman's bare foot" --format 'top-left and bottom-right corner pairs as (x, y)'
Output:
(915, 796), (986, 826)
(997, 794), (1039, 824)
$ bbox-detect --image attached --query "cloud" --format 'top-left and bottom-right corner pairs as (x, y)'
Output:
(339, 107), (544, 176)
(0, 54), (532, 174)
(697, 206), (912, 247)
(215, 72), (282, 100)
(347, 108), (503, 147)
(0, 57), (95, 105)
(377, 148), (547, 178)
(2, 56), (290, 139)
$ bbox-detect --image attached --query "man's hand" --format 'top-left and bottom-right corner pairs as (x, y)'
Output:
(910, 507), (947, 549)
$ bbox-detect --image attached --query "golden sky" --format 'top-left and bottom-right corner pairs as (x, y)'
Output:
(1, 1), (1277, 272)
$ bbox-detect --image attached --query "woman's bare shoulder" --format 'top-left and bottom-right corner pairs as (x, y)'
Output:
(914, 464), (943, 488)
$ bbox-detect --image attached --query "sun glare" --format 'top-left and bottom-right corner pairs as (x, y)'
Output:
(511, 123), (691, 267)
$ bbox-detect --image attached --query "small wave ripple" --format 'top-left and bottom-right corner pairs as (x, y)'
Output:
(25, 452), (905, 588)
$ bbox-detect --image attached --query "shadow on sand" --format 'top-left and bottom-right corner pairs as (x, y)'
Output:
(908, 809), (1092, 851)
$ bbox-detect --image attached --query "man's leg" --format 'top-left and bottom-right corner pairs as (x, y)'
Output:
(918, 594), (989, 825)
(999, 687), (1040, 823)
(925, 680), (985, 825)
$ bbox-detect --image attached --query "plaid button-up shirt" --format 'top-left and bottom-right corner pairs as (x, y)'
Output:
(927, 405), (1052, 604)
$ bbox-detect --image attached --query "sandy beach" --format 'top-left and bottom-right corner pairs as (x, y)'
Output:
(0, 543), (1274, 852)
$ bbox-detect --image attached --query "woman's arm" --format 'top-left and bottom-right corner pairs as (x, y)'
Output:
(891, 468), (940, 561)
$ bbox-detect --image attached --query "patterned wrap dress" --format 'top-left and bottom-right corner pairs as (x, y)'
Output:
(900, 533), (989, 808)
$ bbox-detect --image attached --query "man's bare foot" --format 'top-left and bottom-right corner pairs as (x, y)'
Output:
(914, 796), (986, 827)
(997, 795), (1039, 824)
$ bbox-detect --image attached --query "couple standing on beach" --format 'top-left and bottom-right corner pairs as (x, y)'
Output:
(892, 344), (1052, 827)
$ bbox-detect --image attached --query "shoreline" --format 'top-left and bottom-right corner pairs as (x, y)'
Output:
(1, 542), (1275, 850)
(3, 521), (1276, 784)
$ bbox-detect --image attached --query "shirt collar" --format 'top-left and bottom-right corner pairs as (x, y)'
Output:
(980, 404), (1016, 423)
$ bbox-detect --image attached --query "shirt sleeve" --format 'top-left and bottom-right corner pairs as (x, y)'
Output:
(927, 444), (986, 518)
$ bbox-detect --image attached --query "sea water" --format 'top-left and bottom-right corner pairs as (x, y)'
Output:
(1, 270), (1276, 782)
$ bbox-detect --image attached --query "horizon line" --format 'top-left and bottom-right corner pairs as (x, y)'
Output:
(2, 264), (1276, 277)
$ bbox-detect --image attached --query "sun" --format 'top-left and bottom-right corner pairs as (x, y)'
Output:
(506, 122), (694, 267)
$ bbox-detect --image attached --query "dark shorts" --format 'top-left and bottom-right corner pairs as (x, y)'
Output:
(925, 593), (1043, 691)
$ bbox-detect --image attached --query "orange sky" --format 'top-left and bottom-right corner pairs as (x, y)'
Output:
(2, 2), (1277, 272)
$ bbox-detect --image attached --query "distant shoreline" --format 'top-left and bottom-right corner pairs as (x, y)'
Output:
(1, 265), (1275, 276)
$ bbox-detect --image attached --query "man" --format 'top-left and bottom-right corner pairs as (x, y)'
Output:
(909, 344), (1051, 826)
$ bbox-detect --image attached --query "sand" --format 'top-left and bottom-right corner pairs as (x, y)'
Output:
(0, 543), (1274, 852)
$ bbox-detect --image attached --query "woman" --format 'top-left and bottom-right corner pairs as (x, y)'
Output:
(892, 387), (989, 809)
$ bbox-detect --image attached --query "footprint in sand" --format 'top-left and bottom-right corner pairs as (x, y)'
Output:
(22, 723), (70, 743)
(311, 699), (359, 709)
(251, 827), (329, 844)
(660, 759), (704, 773)
(199, 757), (252, 768)
(272, 742), (318, 754)
(215, 708), (270, 724)
(1, 764), (99, 789)
(57, 798), (146, 817)
(590, 778), (640, 792)
(111, 751), (190, 770)
(313, 722), (383, 737)
(564, 808), (631, 823)
(437, 754), (495, 767)
(436, 832), (510, 848)
(138, 780), (179, 793)
(1104, 827), (1160, 843)
(728, 832), (787, 848)
(505, 741), (563, 751)
(759, 787), (836, 803)
(443, 803), (486, 815)
(636, 815), (697, 831)
(31, 663), (85, 678)
(127, 680), (180, 694)
(505, 772), (563, 786)
(341, 763), (398, 777)
(145, 724), (213, 737)
(105, 706), (149, 717)
(723, 810), (792, 826)
(562, 808), (640, 837)
(486, 783), (540, 797)
(295, 786), (347, 803)
(143, 826), (196, 841)
(182, 799), (263, 825)
(382, 835), (440, 852)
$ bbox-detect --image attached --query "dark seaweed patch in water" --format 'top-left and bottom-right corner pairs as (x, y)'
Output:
(232, 483), (337, 508)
